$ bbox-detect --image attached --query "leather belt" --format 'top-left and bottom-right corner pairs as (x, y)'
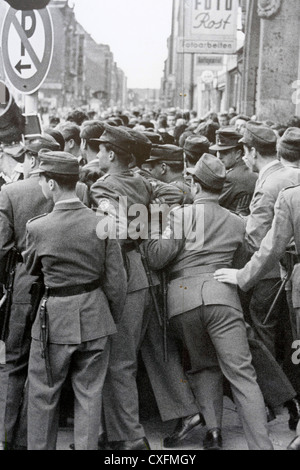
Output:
(48, 280), (101, 297)
(169, 265), (230, 282)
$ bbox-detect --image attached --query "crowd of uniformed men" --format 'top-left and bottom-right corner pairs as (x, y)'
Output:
(0, 102), (300, 451)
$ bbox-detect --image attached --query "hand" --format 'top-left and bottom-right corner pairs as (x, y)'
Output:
(214, 269), (239, 285)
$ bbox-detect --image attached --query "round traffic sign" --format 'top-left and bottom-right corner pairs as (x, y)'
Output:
(1, 7), (54, 94)
(201, 70), (215, 84)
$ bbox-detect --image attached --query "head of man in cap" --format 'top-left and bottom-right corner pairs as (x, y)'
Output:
(90, 124), (135, 173)
(186, 153), (226, 201)
(239, 121), (278, 174)
(33, 150), (80, 203)
(277, 127), (300, 168)
(123, 129), (152, 169)
(23, 134), (60, 179)
(145, 144), (184, 184)
(210, 128), (243, 171)
(80, 120), (106, 165)
(184, 135), (210, 167)
(59, 122), (82, 161)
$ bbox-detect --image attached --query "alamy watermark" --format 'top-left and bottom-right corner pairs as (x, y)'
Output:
(95, 197), (205, 251)
(292, 340), (300, 365)
(0, 82), (6, 106)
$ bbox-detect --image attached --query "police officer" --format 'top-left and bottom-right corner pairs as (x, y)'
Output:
(145, 144), (193, 204)
(236, 122), (300, 359)
(79, 121), (106, 190)
(183, 135), (210, 168)
(143, 154), (273, 450)
(210, 128), (258, 216)
(0, 134), (60, 450)
(23, 151), (127, 450)
(215, 127), (300, 440)
(90, 126), (204, 450)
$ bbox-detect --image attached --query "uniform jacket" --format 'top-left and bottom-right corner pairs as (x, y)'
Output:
(90, 170), (159, 293)
(245, 162), (300, 279)
(23, 200), (127, 343)
(219, 160), (258, 216)
(134, 168), (185, 206)
(143, 196), (246, 318)
(0, 175), (54, 302)
(238, 185), (300, 293)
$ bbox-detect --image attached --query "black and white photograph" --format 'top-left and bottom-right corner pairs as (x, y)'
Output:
(0, 0), (299, 454)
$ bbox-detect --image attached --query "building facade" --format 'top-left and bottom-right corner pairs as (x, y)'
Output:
(161, 0), (300, 124)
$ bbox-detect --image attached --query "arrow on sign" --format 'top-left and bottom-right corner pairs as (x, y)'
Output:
(15, 60), (32, 74)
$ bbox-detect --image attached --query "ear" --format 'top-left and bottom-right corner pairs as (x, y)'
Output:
(30, 156), (37, 169)
(109, 150), (115, 162)
(68, 139), (75, 150)
(48, 179), (55, 191)
(161, 163), (167, 175)
(251, 148), (257, 160)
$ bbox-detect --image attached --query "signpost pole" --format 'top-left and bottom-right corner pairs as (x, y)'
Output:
(25, 92), (38, 114)
(189, 53), (195, 111)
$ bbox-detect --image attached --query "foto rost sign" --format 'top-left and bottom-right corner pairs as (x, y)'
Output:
(1, 7), (54, 94)
(178, 0), (239, 55)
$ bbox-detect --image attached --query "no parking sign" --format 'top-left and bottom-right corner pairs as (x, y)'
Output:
(1, 7), (54, 94)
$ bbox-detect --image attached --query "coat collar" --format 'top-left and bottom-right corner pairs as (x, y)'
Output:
(53, 199), (86, 211)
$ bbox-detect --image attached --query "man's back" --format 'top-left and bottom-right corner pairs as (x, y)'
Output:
(246, 162), (300, 255)
(219, 161), (258, 215)
(0, 177), (53, 259)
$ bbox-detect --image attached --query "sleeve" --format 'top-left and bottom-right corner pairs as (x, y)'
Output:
(0, 187), (14, 262)
(90, 180), (120, 211)
(142, 207), (185, 271)
(23, 223), (43, 277)
(245, 186), (277, 255)
(102, 238), (127, 324)
(237, 191), (294, 292)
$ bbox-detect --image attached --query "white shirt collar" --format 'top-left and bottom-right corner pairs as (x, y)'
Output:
(55, 198), (80, 205)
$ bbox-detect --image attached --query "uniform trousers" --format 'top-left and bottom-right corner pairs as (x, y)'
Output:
(0, 301), (31, 445)
(28, 336), (109, 450)
(248, 278), (287, 358)
(171, 305), (274, 450)
(103, 288), (199, 442)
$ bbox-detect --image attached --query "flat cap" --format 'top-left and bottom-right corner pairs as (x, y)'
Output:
(90, 124), (135, 155)
(125, 129), (152, 163)
(184, 135), (210, 155)
(186, 153), (226, 191)
(142, 130), (162, 144)
(31, 150), (79, 176)
(278, 127), (300, 153)
(239, 122), (277, 151)
(146, 144), (184, 163)
(24, 134), (60, 154)
(210, 128), (243, 152)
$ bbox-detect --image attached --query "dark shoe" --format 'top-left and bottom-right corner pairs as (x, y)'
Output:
(286, 398), (300, 431)
(287, 436), (300, 450)
(70, 435), (110, 451)
(163, 414), (205, 448)
(115, 437), (151, 451)
(203, 428), (223, 451)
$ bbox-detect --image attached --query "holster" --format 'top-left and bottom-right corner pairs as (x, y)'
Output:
(39, 287), (53, 388)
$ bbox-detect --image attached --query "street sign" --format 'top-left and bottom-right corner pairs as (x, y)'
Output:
(177, 0), (239, 55)
(1, 7), (53, 94)
(201, 70), (214, 84)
